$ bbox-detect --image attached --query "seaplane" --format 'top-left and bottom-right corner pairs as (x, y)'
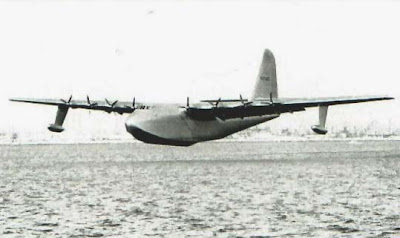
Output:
(10, 49), (394, 146)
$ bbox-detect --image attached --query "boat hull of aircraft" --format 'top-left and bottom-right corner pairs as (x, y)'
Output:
(125, 106), (279, 146)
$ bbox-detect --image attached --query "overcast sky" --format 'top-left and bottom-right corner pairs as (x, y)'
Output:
(0, 0), (399, 137)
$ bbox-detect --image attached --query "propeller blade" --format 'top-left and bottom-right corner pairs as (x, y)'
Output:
(86, 96), (97, 107)
(240, 94), (245, 105)
(133, 97), (136, 108)
(105, 98), (115, 107)
(187, 97), (190, 108)
(60, 95), (73, 104)
(111, 100), (118, 107)
(239, 94), (252, 107)
(215, 97), (221, 107)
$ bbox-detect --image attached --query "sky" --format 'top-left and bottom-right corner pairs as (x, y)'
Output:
(0, 0), (399, 138)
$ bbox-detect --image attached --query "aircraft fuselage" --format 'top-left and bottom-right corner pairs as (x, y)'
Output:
(125, 105), (279, 146)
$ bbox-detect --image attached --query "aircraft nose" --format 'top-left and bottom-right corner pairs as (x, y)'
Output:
(125, 112), (147, 131)
(124, 112), (154, 140)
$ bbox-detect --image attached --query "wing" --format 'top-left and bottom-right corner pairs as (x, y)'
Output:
(187, 95), (394, 121)
(9, 96), (150, 133)
(9, 96), (142, 114)
(278, 95), (394, 108)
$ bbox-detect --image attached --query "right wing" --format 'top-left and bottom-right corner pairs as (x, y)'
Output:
(9, 96), (149, 132)
(9, 96), (145, 114)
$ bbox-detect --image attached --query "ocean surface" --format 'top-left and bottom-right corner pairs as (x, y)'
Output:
(0, 140), (399, 238)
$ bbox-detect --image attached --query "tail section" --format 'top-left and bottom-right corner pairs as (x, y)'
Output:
(251, 49), (278, 101)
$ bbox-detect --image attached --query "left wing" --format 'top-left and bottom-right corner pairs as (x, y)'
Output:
(277, 95), (394, 108)
(187, 95), (394, 121)
(187, 95), (393, 134)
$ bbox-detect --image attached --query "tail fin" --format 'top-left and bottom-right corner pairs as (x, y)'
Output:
(251, 49), (278, 101)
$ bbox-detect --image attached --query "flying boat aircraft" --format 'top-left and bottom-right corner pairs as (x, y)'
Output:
(10, 49), (394, 146)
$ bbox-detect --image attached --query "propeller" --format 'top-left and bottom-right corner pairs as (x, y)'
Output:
(105, 98), (119, 107)
(180, 97), (191, 109)
(215, 97), (222, 107)
(239, 94), (252, 107)
(270, 92), (273, 104)
(124, 97), (136, 111)
(239, 94), (247, 119)
(104, 98), (119, 114)
(211, 97), (225, 121)
(86, 95), (98, 107)
(60, 95), (72, 104)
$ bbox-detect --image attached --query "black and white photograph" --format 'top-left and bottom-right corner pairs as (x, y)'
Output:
(0, 0), (399, 237)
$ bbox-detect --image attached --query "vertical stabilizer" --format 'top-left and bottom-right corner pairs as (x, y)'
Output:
(251, 49), (278, 101)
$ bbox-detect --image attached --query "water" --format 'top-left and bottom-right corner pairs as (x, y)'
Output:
(0, 141), (399, 237)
